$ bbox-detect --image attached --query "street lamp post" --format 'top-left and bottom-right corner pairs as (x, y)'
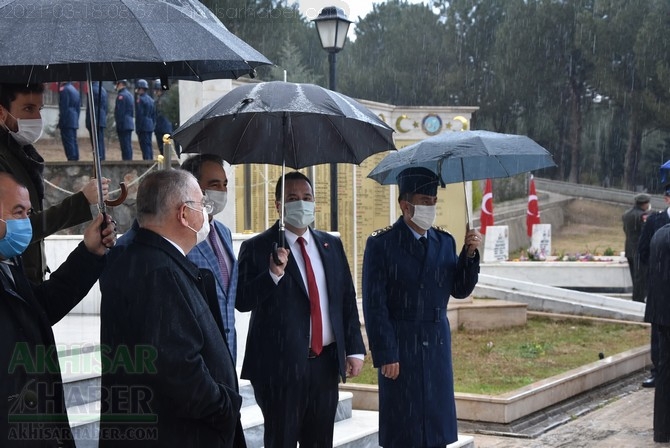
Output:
(313, 6), (352, 231)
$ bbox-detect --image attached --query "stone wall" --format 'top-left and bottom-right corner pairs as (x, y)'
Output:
(43, 161), (177, 234)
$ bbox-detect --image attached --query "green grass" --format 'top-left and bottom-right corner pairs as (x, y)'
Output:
(351, 315), (650, 395)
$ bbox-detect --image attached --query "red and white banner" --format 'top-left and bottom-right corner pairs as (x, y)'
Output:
(526, 175), (540, 237)
(479, 179), (494, 234)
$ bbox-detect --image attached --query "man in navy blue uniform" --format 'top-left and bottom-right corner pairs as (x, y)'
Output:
(637, 185), (670, 389)
(58, 82), (80, 161)
(362, 167), (481, 448)
(134, 79), (155, 160)
(85, 81), (108, 160)
(113, 79), (134, 160)
(152, 80), (173, 156)
(646, 223), (670, 443)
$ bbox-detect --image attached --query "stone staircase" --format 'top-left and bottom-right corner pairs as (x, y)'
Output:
(59, 346), (475, 447)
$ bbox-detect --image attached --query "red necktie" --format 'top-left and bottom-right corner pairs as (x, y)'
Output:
(208, 229), (230, 291)
(297, 236), (323, 355)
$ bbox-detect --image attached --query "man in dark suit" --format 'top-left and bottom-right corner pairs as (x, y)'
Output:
(0, 82), (110, 284)
(638, 186), (670, 388)
(181, 154), (239, 364)
(362, 167), (481, 448)
(58, 81), (80, 161)
(0, 172), (114, 447)
(237, 171), (366, 448)
(645, 223), (670, 443)
(622, 193), (651, 303)
(99, 170), (245, 448)
(113, 79), (134, 160)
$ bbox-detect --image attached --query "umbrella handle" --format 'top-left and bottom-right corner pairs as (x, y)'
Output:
(271, 228), (286, 266)
(104, 182), (128, 207)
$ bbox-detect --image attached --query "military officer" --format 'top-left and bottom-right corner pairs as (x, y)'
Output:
(134, 79), (155, 160)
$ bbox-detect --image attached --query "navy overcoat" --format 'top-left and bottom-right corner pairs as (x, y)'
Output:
(362, 217), (479, 447)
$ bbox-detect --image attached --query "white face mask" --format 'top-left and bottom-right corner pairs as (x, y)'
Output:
(187, 206), (210, 245)
(410, 204), (437, 231)
(284, 200), (315, 229)
(205, 189), (227, 216)
(5, 114), (44, 146)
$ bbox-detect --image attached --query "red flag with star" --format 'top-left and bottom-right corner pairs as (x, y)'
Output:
(479, 179), (494, 234)
(526, 175), (540, 237)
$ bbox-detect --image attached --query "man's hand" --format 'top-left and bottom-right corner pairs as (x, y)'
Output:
(80, 178), (110, 205)
(83, 213), (116, 256)
(346, 357), (364, 378)
(381, 362), (400, 380)
(465, 228), (482, 257)
(269, 247), (289, 277)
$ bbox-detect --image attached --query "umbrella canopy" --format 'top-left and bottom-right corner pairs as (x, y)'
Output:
(0, 0), (271, 82)
(172, 81), (395, 166)
(173, 80), (396, 261)
(368, 130), (556, 186)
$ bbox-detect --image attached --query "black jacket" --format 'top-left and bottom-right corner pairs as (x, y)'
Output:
(100, 228), (245, 448)
(0, 243), (105, 447)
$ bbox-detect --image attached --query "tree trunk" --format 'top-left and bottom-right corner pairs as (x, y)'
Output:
(623, 111), (643, 191)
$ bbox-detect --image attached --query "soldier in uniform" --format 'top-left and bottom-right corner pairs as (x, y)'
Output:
(134, 79), (155, 160)
(114, 79), (134, 160)
(152, 79), (173, 156)
(362, 167), (481, 448)
(622, 193), (651, 303)
(85, 81), (107, 160)
(58, 81), (80, 161)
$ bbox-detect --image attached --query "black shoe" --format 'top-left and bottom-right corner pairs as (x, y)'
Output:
(642, 376), (656, 388)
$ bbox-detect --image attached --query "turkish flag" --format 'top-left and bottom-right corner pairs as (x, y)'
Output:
(526, 175), (540, 237)
(479, 179), (494, 234)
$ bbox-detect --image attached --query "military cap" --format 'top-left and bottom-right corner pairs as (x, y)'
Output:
(634, 193), (650, 204)
(397, 167), (439, 196)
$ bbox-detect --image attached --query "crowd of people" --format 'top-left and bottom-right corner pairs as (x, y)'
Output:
(0, 80), (484, 447)
(56, 79), (174, 161)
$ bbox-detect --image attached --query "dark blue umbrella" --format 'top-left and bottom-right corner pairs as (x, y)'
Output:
(660, 160), (670, 184)
(368, 130), (556, 224)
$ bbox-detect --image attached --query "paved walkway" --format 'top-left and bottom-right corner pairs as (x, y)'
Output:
(465, 386), (665, 447)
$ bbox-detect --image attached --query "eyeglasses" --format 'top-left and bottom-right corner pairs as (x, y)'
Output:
(185, 198), (214, 215)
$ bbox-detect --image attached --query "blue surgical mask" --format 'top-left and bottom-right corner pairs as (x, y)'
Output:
(0, 218), (33, 259)
(284, 200), (315, 229)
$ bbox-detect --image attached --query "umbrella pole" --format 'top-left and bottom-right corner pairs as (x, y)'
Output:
(85, 66), (106, 217)
(461, 162), (471, 228)
(272, 159), (286, 266)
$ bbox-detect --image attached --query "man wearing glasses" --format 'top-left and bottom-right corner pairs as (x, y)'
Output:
(99, 170), (245, 447)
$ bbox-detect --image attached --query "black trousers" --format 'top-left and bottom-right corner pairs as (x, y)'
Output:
(654, 325), (670, 443)
(253, 344), (339, 448)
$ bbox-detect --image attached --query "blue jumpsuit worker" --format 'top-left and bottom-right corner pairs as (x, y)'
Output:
(134, 79), (155, 161)
(114, 79), (134, 160)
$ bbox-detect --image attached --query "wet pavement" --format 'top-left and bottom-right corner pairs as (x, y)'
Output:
(463, 379), (667, 447)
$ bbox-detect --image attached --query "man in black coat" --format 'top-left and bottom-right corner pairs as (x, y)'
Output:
(0, 172), (115, 447)
(622, 193), (651, 303)
(236, 171), (366, 448)
(100, 169), (245, 448)
(645, 223), (670, 443)
(638, 186), (670, 388)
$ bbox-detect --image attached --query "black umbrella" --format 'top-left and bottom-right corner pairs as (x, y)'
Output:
(0, 0), (272, 216)
(368, 130), (557, 225)
(172, 81), (396, 260)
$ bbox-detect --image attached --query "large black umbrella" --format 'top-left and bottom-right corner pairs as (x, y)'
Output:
(0, 0), (271, 82)
(172, 81), (396, 259)
(0, 0), (271, 216)
(368, 130), (556, 224)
